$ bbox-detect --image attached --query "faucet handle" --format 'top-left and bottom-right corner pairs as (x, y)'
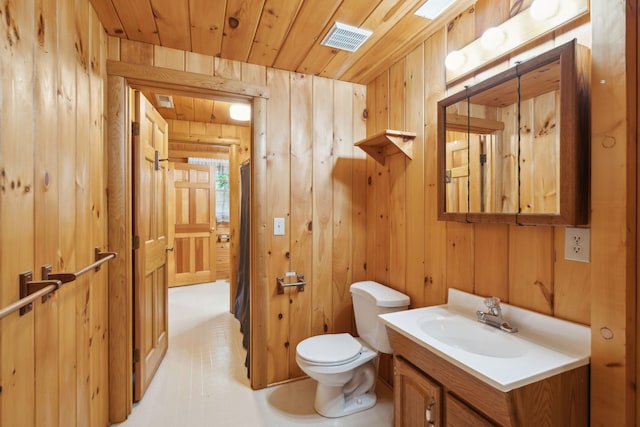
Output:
(484, 296), (500, 308)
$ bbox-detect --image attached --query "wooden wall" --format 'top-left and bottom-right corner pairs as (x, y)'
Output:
(2, 0), (631, 425)
(106, 36), (367, 391)
(0, 0), (110, 426)
(367, 0), (636, 425)
(167, 119), (251, 164)
(262, 69), (367, 383)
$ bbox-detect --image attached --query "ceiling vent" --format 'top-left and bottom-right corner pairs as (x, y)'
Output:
(321, 22), (372, 52)
(155, 94), (174, 109)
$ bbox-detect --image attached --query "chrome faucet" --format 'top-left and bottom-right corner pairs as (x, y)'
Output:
(476, 296), (518, 333)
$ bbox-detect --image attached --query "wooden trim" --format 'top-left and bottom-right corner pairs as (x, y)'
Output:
(634, 0), (640, 422)
(169, 134), (240, 145)
(107, 76), (133, 423)
(168, 150), (228, 160)
(107, 60), (270, 99)
(229, 145), (239, 314)
(251, 97), (268, 389)
(445, 114), (505, 134)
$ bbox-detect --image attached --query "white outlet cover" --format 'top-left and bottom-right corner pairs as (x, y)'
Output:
(274, 217), (285, 236)
(564, 227), (590, 263)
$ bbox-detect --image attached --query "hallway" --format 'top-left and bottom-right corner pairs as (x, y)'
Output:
(114, 281), (393, 426)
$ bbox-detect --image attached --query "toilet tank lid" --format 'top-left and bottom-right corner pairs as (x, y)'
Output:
(350, 281), (410, 308)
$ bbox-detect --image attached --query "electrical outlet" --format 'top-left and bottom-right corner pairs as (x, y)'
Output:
(564, 227), (590, 263)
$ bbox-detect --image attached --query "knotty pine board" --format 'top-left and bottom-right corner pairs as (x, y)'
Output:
(404, 45), (427, 308)
(310, 77), (334, 338)
(288, 72), (313, 378)
(265, 68), (291, 384)
(34, 0), (61, 423)
(388, 61), (408, 296)
(332, 80), (356, 334)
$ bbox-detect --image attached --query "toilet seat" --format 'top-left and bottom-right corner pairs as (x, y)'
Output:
(297, 333), (362, 366)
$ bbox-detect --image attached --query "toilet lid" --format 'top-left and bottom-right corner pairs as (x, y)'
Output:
(297, 333), (362, 365)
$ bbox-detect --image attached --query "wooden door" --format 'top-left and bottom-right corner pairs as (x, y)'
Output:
(445, 394), (496, 427)
(171, 163), (217, 287)
(133, 91), (169, 401)
(394, 356), (442, 427)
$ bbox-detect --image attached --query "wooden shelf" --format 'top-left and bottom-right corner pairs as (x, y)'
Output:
(446, 114), (505, 134)
(355, 130), (416, 165)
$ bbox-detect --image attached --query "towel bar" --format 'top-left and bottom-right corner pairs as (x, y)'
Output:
(277, 274), (306, 294)
(0, 247), (118, 319)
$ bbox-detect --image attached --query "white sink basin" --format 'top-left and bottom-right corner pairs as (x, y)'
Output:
(379, 288), (590, 392)
(418, 313), (525, 358)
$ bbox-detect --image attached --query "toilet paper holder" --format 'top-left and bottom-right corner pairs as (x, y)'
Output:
(277, 273), (306, 294)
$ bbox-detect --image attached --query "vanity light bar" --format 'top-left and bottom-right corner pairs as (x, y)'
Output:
(445, 0), (588, 83)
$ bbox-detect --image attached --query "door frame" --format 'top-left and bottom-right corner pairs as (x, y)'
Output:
(107, 66), (270, 423)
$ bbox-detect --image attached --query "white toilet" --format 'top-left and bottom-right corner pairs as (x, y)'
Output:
(295, 281), (410, 418)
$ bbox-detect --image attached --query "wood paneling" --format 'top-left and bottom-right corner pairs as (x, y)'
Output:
(311, 77), (334, 337)
(366, 1), (635, 425)
(265, 68), (291, 384)
(0, 0), (110, 426)
(1, 1), (636, 427)
(90, 0), (478, 83)
(288, 72), (313, 377)
(104, 47), (370, 387)
(591, 0), (635, 425)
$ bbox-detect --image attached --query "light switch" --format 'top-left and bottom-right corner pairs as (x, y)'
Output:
(274, 218), (285, 236)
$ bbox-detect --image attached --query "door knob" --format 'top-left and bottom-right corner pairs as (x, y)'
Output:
(210, 227), (216, 233)
(166, 246), (174, 252)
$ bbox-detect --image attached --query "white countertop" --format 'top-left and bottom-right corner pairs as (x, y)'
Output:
(379, 288), (590, 392)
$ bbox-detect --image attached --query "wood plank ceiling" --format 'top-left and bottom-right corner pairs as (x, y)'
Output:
(90, 0), (478, 84)
(137, 88), (249, 126)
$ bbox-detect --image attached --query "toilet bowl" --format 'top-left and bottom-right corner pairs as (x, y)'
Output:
(295, 281), (410, 418)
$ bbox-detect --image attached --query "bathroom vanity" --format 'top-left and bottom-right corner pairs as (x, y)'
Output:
(380, 289), (590, 426)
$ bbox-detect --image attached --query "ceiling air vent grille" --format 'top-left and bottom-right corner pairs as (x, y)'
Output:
(155, 94), (174, 109)
(321, 22), (372, 52)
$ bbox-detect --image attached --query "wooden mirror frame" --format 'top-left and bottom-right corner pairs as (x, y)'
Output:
(437, 39), (590, 226)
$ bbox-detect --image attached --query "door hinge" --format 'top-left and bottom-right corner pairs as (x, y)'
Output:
(133, 348), (140, 363)
(133, 235), (140, 250)
(132, 121), (140, 137)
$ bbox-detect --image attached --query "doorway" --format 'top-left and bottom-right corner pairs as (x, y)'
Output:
(107, 73), (265, 422)
(138, 86), (251, 390)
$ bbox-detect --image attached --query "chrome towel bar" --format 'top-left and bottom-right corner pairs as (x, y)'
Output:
(277, 273), (306, 294)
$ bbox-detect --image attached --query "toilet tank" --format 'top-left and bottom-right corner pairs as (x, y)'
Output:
(350, 281), (410, 354)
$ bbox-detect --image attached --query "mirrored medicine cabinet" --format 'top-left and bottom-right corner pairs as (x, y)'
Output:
(437, 39), (590, 226)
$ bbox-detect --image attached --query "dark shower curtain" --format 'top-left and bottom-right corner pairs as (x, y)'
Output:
(234, 162), (251, 377)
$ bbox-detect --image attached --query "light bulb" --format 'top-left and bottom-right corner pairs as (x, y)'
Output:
(481, 27), (506, 49)
(530, 0), (560, 21)
(444, 50), (466, 71)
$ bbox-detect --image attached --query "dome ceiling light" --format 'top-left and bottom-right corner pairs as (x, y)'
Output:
(229, 103), (251, 122)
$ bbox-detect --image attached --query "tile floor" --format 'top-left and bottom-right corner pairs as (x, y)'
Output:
(114, 281), (394, 427)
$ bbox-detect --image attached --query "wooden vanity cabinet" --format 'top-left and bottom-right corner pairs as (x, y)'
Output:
(394, 356), (442, 427)
(445, 394), (495, 427)
(388, 329), (589, 426)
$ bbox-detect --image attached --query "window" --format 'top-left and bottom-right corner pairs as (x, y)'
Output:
(188, 157), (229, 223)
(214, 160), (229, 223)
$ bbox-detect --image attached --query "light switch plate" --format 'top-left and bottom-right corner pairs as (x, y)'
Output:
(274, 218), (285, 236)
(564, 227), (590, 263)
